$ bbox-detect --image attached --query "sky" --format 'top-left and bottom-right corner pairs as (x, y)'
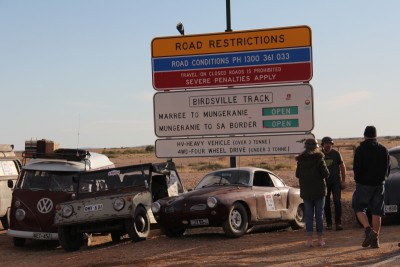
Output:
(1, 0), (399, 150)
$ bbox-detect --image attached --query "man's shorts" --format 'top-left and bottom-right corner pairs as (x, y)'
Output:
(352, 183), (385, 216)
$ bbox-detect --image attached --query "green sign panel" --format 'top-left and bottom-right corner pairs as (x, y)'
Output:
(262, 106), (298, 116)
(263, 119), (299, 128)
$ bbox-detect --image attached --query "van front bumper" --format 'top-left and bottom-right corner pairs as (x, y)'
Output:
(7, 229), (58, 240)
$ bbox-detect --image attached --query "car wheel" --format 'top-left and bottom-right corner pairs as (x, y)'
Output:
(13, 237), (26, 247)
(125, 205), (150, 242)
(58, 226), (83, 252)
(222, 202), (248, 238)
(162, 226), (186, 237)
(289, 204), (305, 230)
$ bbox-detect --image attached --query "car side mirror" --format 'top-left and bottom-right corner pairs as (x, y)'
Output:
(7, 179), (14, 189)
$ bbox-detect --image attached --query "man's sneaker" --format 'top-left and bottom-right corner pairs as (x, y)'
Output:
(371, 237), (380, 249)
(326, 224), (332, 230)
(362, 228), (377, 247)
(336, 224), (343, 231)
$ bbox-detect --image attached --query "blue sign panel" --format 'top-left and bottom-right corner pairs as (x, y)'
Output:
(153, 47), (311, 72)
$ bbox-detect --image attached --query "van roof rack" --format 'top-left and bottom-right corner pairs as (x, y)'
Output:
(23, 148), (90, 162)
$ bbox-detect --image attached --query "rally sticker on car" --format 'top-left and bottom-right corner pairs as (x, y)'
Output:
(264, 193), (276, 211)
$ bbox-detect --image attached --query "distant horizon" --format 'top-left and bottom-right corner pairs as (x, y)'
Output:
(9, 135), (400, 152)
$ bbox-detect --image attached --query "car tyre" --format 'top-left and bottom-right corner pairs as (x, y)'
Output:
(125, 205), (150, 242)
(289, 204), (305, 230)
(58, 226), (84, 252)
(222, 202), (248, 238)
(13, 237), (26, 247)
(162, 226), (186, 238)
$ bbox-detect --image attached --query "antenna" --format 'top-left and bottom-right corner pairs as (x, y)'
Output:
(76, 114), (80, 152)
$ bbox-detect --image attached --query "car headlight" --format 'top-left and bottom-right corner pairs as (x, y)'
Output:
(62, 205), (74, 218)
(15, 200), (21, 208)
(15, 209), (26, 221)
(113, 198), (125, 211)
(151, 202), (161, 213)
(207, 197), (218, 208)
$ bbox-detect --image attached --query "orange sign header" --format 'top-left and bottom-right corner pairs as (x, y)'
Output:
(152, 25), (311, 58)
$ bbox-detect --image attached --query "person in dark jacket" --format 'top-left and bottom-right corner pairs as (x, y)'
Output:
(296, 138), (329, 247)
(352, 126), (390, 248)
(321, 136), (347, 231)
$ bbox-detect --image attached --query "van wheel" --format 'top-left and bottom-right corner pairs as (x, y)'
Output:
(13, 237), (26, 247)
(58, 226), (83, 252)
(125, 206), (150, 242)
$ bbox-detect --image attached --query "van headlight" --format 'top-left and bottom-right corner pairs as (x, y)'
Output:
(15, 209), (26, 221)
(151, 202), (161, 213)
(207, 197), (218, 208)
(113, 198), (125, 211)
(62, 205), (74, 218)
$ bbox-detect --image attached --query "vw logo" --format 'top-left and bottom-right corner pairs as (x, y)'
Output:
(37, 198), (53, 214)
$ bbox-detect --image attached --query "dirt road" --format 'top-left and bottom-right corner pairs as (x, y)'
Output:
(3, 142), (400, 266)
(1, 221), (400, 267)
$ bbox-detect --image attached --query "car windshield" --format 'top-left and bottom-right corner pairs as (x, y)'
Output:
(195, 170), (250, 189)
(390, 150), (400, 172)
(20, 170), (76, 192)
(77, 166), (150, 194)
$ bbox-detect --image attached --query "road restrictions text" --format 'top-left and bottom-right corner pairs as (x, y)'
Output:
(155, 134), (315, 158)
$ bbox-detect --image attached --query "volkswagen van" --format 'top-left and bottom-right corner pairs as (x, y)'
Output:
(7, 148), (114, 247)
(0, 144), (22, 229)
(54, 161), (184, 251)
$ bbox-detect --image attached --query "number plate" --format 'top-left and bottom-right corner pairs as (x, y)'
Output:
(384, 205), (398, 213)
(190, 218), (209, 226)
(33, 232), (52, 240)
(84, 203), (103, 212)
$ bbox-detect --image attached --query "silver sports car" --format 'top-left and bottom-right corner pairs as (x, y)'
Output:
(152, 167), (305, 238)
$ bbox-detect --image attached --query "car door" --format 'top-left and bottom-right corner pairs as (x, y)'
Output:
(253, 170), (286, 220)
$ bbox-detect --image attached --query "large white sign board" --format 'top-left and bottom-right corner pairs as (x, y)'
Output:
(153, 84), (313, 137)
(156, 133), (314, 158)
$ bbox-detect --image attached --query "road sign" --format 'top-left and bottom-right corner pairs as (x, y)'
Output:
(155, 133), (315, 158)
(153, 84), (314, 137)
(151, 26), (312, 90)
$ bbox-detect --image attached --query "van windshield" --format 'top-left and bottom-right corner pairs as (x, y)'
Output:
(77, 166), (150, 194)
(20, 170), (77, 192)
(0, 160), (19, 176)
